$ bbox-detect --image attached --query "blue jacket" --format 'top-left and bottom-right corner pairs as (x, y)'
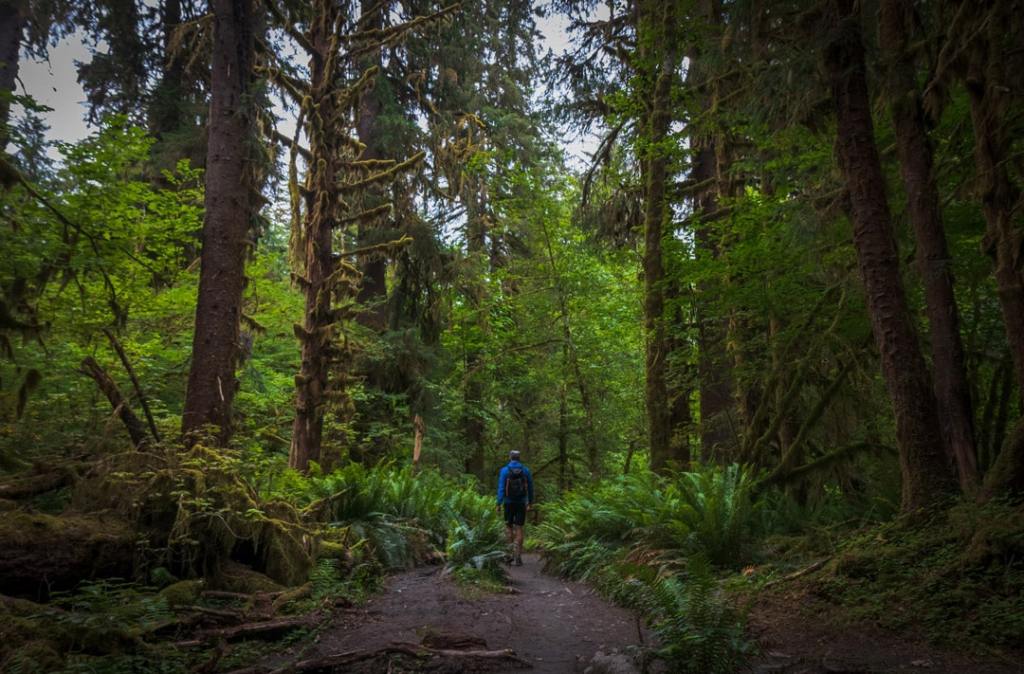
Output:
(497, 460), (534, 505)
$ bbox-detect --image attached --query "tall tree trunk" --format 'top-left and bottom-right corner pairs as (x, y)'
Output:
(0, 0), (27, 148)
(879, 0), (979, 492)
(666, 280), (692, 466)
(354, 0), (389, 332)
(462, 189), (487, 479)
(823, 0), (956, 512)
(691, 0), (735, 462)
(181, 0), (256, 444)
(290, 9), (343, 471)
(963, 11), (1024, 498)
(558, 370), (569, 492)
(149, 0), (184, 139)
(640, 0), (682, 473)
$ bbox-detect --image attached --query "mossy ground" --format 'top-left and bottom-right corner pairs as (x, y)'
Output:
(733, 499), (1024, 656)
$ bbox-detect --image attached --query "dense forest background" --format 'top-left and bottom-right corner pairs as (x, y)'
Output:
(0, 0), (1022, 672)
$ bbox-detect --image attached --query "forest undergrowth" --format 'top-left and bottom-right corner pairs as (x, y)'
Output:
(0, 449), (508, 674)
(533, 467), (1024, 672)
(2, 0), (1024, 671)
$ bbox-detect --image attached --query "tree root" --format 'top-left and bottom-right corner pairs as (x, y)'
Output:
(175, 613), (321, 647)
(228, 640), (533, 674)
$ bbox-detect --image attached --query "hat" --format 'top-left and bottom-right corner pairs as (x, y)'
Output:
(509, 450), (521, 460)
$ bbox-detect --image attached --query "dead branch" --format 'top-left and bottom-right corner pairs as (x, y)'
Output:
(79, 356), (149, 448)
(763, 557), (831, 588)
(268, 128), (312, 162)
(103, 328), (160, 443)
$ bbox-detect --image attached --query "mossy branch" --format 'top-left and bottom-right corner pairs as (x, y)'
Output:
(343, 4), (461, 61)
(262, 0), (317, 56)
(257, 62), (310, 105)
(268, 129), (311, 162)
(339, 152), (425, 193)
(334, 203), (392, 228)
(344, 158), (397, 173)
(344, 235), (414, 259)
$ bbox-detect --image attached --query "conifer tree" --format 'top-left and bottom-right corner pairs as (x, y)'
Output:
(181, 0), (260, 443)
(823, 0), (956, 510)
(262, 0), (454, 470)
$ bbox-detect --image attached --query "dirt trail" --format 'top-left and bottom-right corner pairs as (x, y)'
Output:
(288, 554), (649, 673)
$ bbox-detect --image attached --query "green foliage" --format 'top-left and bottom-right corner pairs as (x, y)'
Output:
(812, 500), (1024, 651)
(48, 580), (171, 647)
(537, 465), (759, 573)
(536, 466), (757, 670)
(270, 463), (504, 573)
(642, 557), (752, 673)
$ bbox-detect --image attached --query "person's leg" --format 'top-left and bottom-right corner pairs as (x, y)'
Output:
(503, 504), (515, 560)
(512, 502), (526, 564)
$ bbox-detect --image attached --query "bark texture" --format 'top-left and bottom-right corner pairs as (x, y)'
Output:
(462, 190), (487, 479)
(0, 0), (27, 148)
(182, 0), (256, 443)
(963, 5), (1024, 498)
(691, 0), (735, 462)
(823, 0), (957, 511)
(879, 0), (979, 491)
(353, 0), (389, 333)
(290, 9), (343, 471)
(639, 0), (682, 473)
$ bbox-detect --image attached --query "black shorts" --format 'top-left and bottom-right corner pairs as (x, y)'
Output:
(503, 502), (527, 527)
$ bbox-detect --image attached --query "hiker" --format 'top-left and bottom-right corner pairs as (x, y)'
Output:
(496, 450), (534, 566)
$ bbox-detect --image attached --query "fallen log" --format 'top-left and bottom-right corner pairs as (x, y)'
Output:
(177, 613), (321, 647)
(0, 459), (90, 500)
(0, 512), (135, 598)
(182, 605), (247, 621)
(0, 470), (73, 500)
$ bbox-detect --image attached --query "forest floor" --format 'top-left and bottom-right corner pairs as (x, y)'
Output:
(747, 586), (1024, 674)
(257, 553), (651, 673)
(246, 552), (1024, 674)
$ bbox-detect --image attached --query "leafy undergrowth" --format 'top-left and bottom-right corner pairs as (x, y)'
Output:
(536, 466), (1024, 668)
(0, 450), (506, 674)
(798, 499), (1024, 653)
(534, 466), (756, 673)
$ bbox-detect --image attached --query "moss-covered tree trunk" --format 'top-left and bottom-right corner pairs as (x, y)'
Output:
(463, 188), (487, 479)
(823, 0), (957, 512)
(290, 8), (342, 471)
(880, 0), (979, 492)
(691, 0), (734, 463)
(182, 0), (256, 443)
(639, 0), (683, 473)
(962, 4), (1024, 498)
(353, 0), (389, 333)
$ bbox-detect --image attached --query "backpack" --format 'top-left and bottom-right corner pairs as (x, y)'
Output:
(505, 466), (527, 500)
